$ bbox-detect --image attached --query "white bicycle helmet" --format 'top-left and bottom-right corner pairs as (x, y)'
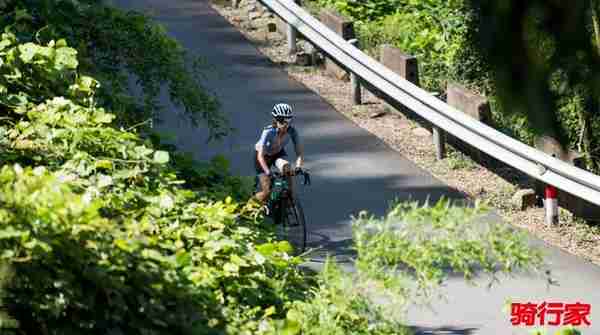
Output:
(272, 103), (293, 120)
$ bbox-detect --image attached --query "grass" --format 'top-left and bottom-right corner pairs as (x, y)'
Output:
(446, 149), (478, 171)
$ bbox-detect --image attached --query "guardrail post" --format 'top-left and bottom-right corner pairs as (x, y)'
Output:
(534, 139), (566, 208)
(544, 184), (559, 225)
(433, 126), (445, 160)
(534, 141), (600, 222)
(274, 0), (302, 54)
(348, 39), (362, 105)
(287, 21), (297, 54)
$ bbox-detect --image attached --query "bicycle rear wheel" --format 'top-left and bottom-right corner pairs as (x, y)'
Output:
(276, 196), (307, 255)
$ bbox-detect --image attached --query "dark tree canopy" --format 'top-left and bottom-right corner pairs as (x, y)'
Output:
(468, 0), (600, 147)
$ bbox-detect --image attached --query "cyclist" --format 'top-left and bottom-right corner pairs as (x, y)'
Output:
(253, 103), (304, 206)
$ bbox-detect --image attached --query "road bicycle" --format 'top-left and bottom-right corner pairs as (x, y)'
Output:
(257, 167), (311, 255)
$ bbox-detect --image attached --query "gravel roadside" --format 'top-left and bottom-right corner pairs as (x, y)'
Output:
(209, 0), (600, 266)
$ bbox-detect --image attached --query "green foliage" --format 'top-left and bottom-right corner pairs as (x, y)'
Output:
(0, 164), (309, 334)
(465, 0), (600, 171)
(309, 0), (600, 173)
(277, 260), (412, 335)
(312, 0), (474, 93)
(0, 263), (17, 330)
(529, 327), (582, 335)
(446, 149), (477, 170)
(314, 0), (404, 22)
(491, 99), (537, 146)
(169, 152), (255, 201)
(246, 198), (555, 335)
(352, 199), (545, 297)
(0, 0), (230, 139)
(0, 31), (309, 334)
(255, 199), (553, 335)
(0, 33), (91, 108)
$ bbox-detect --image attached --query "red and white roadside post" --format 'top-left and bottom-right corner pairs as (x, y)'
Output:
(544, 184), (558, 225)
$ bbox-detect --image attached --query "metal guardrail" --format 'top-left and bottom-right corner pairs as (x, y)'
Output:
(259, 0), (600, 207)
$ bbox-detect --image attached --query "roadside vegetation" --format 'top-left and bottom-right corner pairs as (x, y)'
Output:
(306, 0), (600, 175)
(0, 0), (582, 334)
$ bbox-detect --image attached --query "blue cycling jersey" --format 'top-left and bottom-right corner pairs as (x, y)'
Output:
(255, 125), (301, 156)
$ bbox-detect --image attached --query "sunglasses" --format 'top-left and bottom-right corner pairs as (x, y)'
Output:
(275, 118), (292, 125)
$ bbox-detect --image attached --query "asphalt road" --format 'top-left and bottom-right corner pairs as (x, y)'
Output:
(111, 0), (600, 333)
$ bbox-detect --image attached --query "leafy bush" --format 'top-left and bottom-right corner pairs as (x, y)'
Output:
(353, 199), (546, 298)
(0, 27), (309, 334)
(279, 260), (412, 335)
(311, 0), (474, 93)
(0, 0), (230, 139)
(0, 164), (311, 334)
(313, 0), (404, 22)
(252, 198), (578, 335)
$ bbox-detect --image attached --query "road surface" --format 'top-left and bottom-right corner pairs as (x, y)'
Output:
(111, 0), (600, 333)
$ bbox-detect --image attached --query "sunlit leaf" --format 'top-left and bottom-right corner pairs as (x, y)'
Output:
(153, 150), (169, 164)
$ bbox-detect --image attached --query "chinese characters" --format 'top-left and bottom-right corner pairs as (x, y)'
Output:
(511, 302), (591, 327)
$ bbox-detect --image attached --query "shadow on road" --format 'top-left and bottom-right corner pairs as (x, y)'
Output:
(305, 232), (355, 263)
(408, 325), (479, 335)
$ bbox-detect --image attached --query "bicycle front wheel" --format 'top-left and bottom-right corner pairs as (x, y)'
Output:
(276, 196), (307, 256)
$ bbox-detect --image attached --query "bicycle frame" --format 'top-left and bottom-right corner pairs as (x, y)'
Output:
(269, 172), (290, 202)
(268, 169), (309, 205)
(261, 169), (309, 254)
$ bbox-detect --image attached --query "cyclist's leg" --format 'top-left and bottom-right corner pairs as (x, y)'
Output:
(275, 157), (295, 200)
(254, 151), (272, 203)
(255, 175), (271, 202)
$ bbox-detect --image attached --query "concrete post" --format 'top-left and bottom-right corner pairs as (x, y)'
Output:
(446, 83), (492, 124)
(446, 82), (492, 162)
(380, 45), (419, 85)
(348, 39), (362, 105)
(379, 45), (419, 112)
(319, 10), (355, 80)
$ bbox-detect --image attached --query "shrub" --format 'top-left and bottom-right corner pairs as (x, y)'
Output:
(0, 0), (230, 139)
(0, 28), (309, 334)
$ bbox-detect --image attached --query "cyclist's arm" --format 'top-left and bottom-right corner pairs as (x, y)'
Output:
(257, 149), (271, 175)
(256, 129), (272, 175)
(291, 127), (304, 168)
(294, 142), (304, 168)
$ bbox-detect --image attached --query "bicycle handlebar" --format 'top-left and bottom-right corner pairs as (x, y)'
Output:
(271, 167), (311, 185)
